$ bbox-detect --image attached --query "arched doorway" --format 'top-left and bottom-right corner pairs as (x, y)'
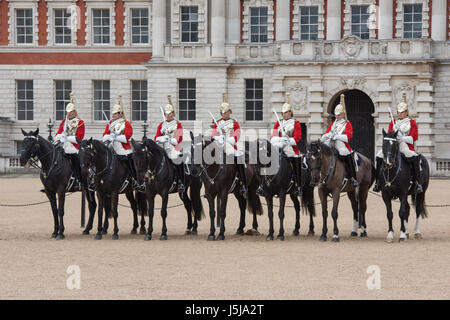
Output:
(329, 89), (375, 160)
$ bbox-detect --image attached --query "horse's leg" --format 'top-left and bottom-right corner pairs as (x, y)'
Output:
(276, 193), (287, 241)
(56, 192), (66, 240)
(235, 191), (246, 235)
(318, 186), (328, 242)
(207, 195), (216, 241)
(137, 192), (147, 235)
(398, 194), (408, 242)
(45, 191), (59, 238)
(265, 196), (274, 241)
(181, 191), (193, 235)
(160, 193), (169, 240)
(102, 196), (111, 235)
(217, 192), (228, 241)
(381, 192), (394, 243)
(331, 191), (341, 242)
(111, 193), (120, 240)
(405, 199), (411, 240)
(83, 190), (97, 235)
(290, 193), (301, 236)
(145, 193), (155, 241)
(126, 192), (139, 235)
(95, 193), (104, 240)
(347, 190), (359, 237)
(216, 197), (221, 228)
(358, 186), (369, 238)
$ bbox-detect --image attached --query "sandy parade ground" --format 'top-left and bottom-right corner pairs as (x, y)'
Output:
(0, 176), (449, 300)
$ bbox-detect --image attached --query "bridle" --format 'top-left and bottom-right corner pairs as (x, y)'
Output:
(80, 142), (110, 180)
(139, 143), (166, 183)
(194, 139), (224, 185)
(381, 136), (402, 187)
(23, 135), (58, 179)
(307, 146), (335, 186)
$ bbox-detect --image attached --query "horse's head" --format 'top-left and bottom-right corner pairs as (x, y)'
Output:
(20, 128), (39, 167)
(131, 138), (150, 186)
(306, 140), (323, 186)
(382, 129), (399, 169)
(78, 138), (96, 176)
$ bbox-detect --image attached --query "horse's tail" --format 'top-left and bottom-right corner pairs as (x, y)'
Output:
(190, 178), (205, 221)
(411, 155), (429, 219)
(247, 180), (264, 216)
(301, 184), (316, 217)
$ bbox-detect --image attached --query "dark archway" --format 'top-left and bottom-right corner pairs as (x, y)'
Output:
(329, 89), (375, 160)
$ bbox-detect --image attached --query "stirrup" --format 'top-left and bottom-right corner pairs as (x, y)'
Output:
(256, 185), (264, 196)
(351, 178), (359, 187)
(177, 183), (185, 192)
(416, 183), (423, 194)
(373, 183), (381, 192)
(88, 183), (96, 192)
(240, 185), (248, 198)
(294, 186), (303, 196)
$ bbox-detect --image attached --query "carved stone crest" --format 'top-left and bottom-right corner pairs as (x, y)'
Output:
(287, 82), (307, 111)
(370, 42), (380, 55)
(293, 43), (302, 55)
(340, 76), (366, 90)
(340, 35), (362, 58)
(400, 41), (410, 54)
(324, 43), (333, 55)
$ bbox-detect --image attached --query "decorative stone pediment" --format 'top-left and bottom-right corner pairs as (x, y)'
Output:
(340, 35), (363, 58)
(287, 82), (307, 111)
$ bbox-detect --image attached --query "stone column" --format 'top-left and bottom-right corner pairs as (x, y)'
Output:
(276, 0), (290, 41)
(152, 0), (166, 60)
(211, 0), (226, 58)
(226, 0), (241, 44)
(378, 0), (393, 39)
(326, 0), (341, 40)
(431, 0), (447, 41)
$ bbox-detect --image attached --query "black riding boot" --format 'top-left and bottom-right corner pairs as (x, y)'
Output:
(289, 157), (303, 196)
(68, 154), (82, 191)
(176, 164), (185, 193)
(346, 154), (359, 187)
(373, 156), (383, 192)
(412, 156), (423, 194)
(123, 155), (139, 190)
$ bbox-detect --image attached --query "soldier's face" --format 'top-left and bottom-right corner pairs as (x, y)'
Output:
(67, 111), (76, 119)
(336, 114), (344, 121)
(166, 112), (175, 121)
(222, 111), (231, 119)
(398, 111), (408, 120)
(282, 111), (292, 120)
(112, 112), (121, 121)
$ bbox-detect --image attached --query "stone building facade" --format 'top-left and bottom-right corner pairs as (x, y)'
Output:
(0, 0), (449, 176)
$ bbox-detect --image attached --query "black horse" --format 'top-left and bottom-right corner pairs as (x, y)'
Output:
(378, 129), (430, 243)
(255, 139), (315, 240)
(78, 138), (146, 240)
(19, 129), (97, 239)
(131, 137), (204, 240)
(190, 134), (263, 241)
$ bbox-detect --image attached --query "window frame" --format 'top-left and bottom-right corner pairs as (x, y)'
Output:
(53, 8), (73, 45)
(180, 6), (199, 43)
(178, 79), (196, 121)
(92, 8), (111, 45)
(54, 80), (72, 121)
(131, 80), (148, 121)
(245, 79), (264, 122)
(299, 6), (319, 41)
(93, 80), (111, 121)
(130, 8), (150, 45)
(350, 5), (370, 40)
(16, 80), (34, 121)
(15, 8), (34, 45)
(249, 7), (269, 43)
(403, 3), (423, 39)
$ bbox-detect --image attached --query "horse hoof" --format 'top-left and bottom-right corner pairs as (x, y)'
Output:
(144, 235), (152, 241)
(332, 236), (340, 243)
(406, 233), (410, 240)
(139, 228), (146, 235)
(112, 234), (119, 240)
(293, 230), (299, 237)
(399, 237), (407, 243)
(101, 230), (107, 235)
(414, 233), (423, 240)
(217, 235), (225, 241)
(51, 233), (57, 239)
(185, 230), (191, 235)
(94, 234), (102, 240)
(160, 235), (168, 241)
(56, 234), (65, 240)
(350, 232), (358, 237)
(307, 231), (315, 237)
(266, 235), (274, 241)
(319, 235), (327, 242)
(360, 231), (368, 238)
(191, 230), (198, 236)
(82, 230), (90, 235)
(277, 235), (285, 241)
(207, 235), (215, 241)
(235, 229), (244, 236)
(130, 229), (137, 235)
(385, 238), (394, 244)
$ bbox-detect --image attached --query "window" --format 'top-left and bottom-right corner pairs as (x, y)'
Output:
(16, 9), (33, 44)
(250, 7), (268, 43)
(131, 80), (147, 121)
(92, 9), (110, 44)
(55, 80), (72, 121)
(403, 4), (422, 39)
(93, 80), (110, 121)
(351, 5), (370, 39)
(300, 6), (318, 40)
(17, 80), (33, 121)
(178, 79), (196, 121)
(54, 9), (72, 44)
(181, 6), (198, 43)
(245, 79), (263, 121)
(131, 9), (149, 44)
(16, 141), (25, 156)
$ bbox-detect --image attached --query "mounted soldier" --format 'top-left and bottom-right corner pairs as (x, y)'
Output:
(154, 95), (185, 193)
(211, 93), (248, 197)
(53, 92), (85, 190)
(373, 92), (423, 194)
(101, 95), (139, 190)
(320, 93), (358, 188)
(268, 93), (303, 196)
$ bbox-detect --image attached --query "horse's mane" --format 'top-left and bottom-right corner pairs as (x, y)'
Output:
(90, 139), (109, 153)
(144, 138), (170, 162)
(309, 141), (334, 156)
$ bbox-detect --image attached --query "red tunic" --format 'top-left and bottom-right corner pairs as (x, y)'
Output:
(102, 120), (133, 150)
(324, 120), (353, 151)
(270, 120), (302, 155)
(211, 119), (241, 150)
(154, 121), (183, 152)
(55, 119), (85, 150)
(388, 119), (418, 151)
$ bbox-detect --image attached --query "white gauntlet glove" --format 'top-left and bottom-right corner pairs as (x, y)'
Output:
(102, 135), (110, 143)
(213, 135), (224, 144)
(288, 138), (297, 146)
(226, 136), (236, 145)
(115, 135), (127, 144)
(66, 136), (77, 144)
(170, 138), (178, 146)
(399, 136), (413, 144)
(334, 134), (348, 143)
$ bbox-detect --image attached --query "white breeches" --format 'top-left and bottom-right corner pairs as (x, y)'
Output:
(112, 141), (132, 156)
(63, 142), (78, 154)
(323, 138), (350, 156)
(376, 142), (417, 159)
(159, 141), (182, 160)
